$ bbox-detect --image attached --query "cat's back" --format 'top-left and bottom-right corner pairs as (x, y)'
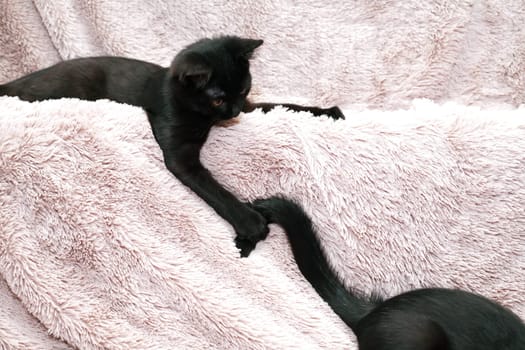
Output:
(2, 56), (165, 105)
(360, 288), (525, 350)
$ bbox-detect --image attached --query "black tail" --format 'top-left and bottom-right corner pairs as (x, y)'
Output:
(253, 196), (379, 330)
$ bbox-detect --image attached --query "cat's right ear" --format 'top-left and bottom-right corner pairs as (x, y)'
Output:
(170, 52), (212, 89)
(237, 38), (264, 60)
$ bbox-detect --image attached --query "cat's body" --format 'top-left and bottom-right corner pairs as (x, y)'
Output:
(252, 196), (525, 350)
(0, 57), (163, 108)
(0, 36), (343, 255)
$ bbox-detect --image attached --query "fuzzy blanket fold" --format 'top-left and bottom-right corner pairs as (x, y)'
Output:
(1, 1), (524, 349)
(1, 97), (524, 349)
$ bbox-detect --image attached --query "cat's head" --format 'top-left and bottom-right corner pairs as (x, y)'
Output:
(168, 36), (263, 122)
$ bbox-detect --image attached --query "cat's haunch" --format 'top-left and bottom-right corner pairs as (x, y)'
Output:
(252, 196), (525, 349)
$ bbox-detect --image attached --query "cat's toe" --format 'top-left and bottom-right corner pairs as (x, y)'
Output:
(327, 106), (345, 120)
(235, 237), (256, 258)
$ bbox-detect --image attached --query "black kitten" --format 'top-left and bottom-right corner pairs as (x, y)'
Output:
(0, 36), (344, 256)
(252, 196), (525, 350)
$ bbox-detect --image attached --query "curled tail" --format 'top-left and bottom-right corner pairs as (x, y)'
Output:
(253, 196), (379, 330)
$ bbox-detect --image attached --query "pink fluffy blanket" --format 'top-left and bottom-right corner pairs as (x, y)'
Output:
(1, 97), (524, 349)
(1, 1), (524, 349)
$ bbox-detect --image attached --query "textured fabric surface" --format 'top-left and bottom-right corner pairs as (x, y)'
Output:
(1, 0), (525, 108)
(0, 97), (524, 349)
(1, 1), (524, 349)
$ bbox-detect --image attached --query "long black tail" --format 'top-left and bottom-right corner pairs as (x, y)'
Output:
(253, 196), (379, 330)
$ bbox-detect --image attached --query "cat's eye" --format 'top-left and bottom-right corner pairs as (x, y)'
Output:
(211, 98), (224, 107)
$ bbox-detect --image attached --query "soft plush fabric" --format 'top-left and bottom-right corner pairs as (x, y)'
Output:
(2, 0), (525, 109)
(1, 97), (524, 349)
(0, 1), (524, 349)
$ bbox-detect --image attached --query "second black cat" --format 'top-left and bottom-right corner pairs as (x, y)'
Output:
(252, 196), (525, 350)
(0, 36), (344, 256)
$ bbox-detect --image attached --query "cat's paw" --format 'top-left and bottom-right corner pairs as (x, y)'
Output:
(324, 106), (346, 120)
(234, 209), (269, 258)
(234, 237), (257, 257)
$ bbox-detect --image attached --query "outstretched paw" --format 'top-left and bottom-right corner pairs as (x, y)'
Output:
(234, 208), (269, 258)
(235, 237), (257, 258)
(324, 106), (345, 120)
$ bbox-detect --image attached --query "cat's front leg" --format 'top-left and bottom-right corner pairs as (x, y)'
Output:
(161, 141), (269, 256)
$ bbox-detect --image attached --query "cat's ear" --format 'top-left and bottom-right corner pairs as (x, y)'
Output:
(170, 52), (212, 89)
(235, 38), (264, 60)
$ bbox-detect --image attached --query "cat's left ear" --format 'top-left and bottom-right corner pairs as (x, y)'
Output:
(236, 38), (264, 60)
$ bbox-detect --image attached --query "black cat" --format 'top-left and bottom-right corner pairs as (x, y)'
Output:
(252, 196), (525, 350)
(0, 36), (344, 256)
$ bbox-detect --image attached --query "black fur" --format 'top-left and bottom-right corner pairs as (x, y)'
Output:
(0, 36), (344, 256)
(252, 196), (525, 350)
